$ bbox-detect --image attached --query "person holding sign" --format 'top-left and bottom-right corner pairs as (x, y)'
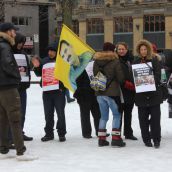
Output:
(32, 42), (67, 142)
(13, 33), (33, 142)
(133, 39), (163, 148)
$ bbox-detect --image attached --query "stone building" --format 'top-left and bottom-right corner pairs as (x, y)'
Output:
(56, 0), (172, 53)
(0, 0), (56, 57)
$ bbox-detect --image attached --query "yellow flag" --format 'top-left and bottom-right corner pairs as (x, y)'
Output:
(54, 24), (95, 92)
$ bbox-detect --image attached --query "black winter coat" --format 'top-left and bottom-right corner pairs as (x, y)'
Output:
(0, 32), (21, 90)
(73, 70), (95, 103)
(119, 52), (135, 104)
(33, 56), (65, 90)
(134, 57), (163, 107)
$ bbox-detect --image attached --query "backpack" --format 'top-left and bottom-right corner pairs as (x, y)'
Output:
(90, 61), (113, 92)
(90, 71), (107, 91)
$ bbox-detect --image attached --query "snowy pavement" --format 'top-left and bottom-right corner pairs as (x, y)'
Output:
(1, 84), (172, 172)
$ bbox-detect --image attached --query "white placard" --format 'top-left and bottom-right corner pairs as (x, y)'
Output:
(14, 54), (29, 82)
(132, 62), (156, 93)
(86, 61), (94, 80)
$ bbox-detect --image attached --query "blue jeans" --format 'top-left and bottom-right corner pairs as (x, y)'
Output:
(97, 96), (121, 130)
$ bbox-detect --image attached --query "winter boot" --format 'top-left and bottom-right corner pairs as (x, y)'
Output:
(98, 129), (109, 147)
(111, 129), (126, 147)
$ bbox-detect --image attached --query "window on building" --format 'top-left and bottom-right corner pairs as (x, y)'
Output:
(88, 0), (104, 5)
(12, 17), (18, 25)
(72, 20), (79, 35)
(144, 15), (165, 32)
(114, 16), (133, 33)
(87, 18), (104, 34)
(12, 16), (32, 26)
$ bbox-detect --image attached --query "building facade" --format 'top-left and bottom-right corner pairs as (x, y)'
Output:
(56, 0), (172, 53)
(0, 0), (56, 57)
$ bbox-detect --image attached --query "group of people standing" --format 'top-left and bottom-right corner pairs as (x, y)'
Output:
(94, 40), (163, 148)
(0, 21), (168, 161)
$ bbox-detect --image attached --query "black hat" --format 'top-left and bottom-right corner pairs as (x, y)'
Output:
(0, 22), (19, 32)
(47, 41), (58, 52)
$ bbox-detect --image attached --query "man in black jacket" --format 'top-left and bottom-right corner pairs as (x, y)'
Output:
(0, 23), (26, 157)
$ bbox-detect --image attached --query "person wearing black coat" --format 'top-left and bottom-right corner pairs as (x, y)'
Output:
(73, 70), (100, 138)
(134, 39), (163, 148)
(32, 42), (67, 142)
(116, 42), (137, 140)
(0, 23), (26, 157)
(13, 32), (33, 141)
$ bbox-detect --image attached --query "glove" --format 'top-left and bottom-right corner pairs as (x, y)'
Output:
(124, 80), (135, 91)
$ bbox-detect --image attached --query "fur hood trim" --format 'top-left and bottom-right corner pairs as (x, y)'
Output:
(93, 51), (118, 60)
(136, 39), (153, 60)
(0, 32), (15, 46)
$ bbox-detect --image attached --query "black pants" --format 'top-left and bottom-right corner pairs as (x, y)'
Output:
(78, 97), (100, 137)
(121, 103), (134, 137)
(19, 90), (27, 131)
(43, 90), (66, 137)
(138, 105), (161, 143)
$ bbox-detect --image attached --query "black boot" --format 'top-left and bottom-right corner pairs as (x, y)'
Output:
(125, 135), (138, 140)
(59, 136), (66, 142)
(111, 129), (126, 147)
(144, 140), (153, 147)
(98, 129), (109, 147)
(0, 146), (9, 154)
(23, 134), (33, 141)
(154, 141), (160, 148)
(41, 134), (54, 142)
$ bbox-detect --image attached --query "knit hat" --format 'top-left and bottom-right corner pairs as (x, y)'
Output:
(47, 41), (58, 52)
(103, 42), (115, 52)
(0, 22), (19, 32)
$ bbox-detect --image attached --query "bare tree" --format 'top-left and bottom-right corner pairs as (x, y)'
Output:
(57, 0), (74, 29)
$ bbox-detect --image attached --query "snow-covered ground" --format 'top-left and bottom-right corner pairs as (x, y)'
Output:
(1, 77), (172, 172)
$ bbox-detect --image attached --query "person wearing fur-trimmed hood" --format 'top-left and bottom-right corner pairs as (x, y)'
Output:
(93, 42), (126, 147)
(134, 39), (163, 148)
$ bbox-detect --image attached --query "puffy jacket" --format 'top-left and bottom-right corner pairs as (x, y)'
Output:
(0, 32), (21, 90)
(93, 51), (124, 97)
